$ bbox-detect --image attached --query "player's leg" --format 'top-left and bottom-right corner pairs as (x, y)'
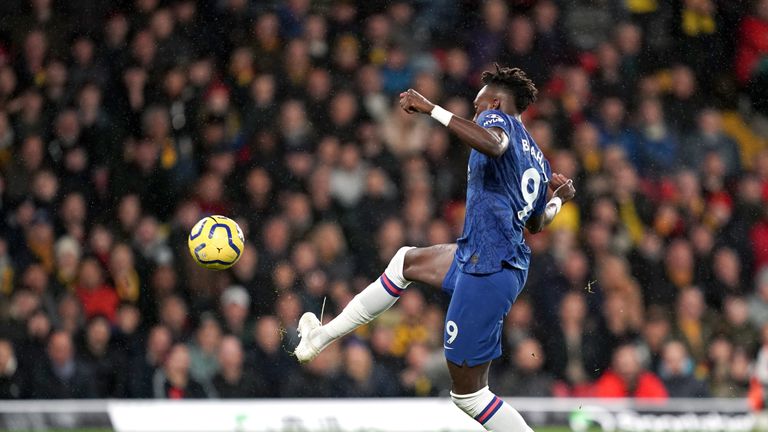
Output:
(295, 244), (457, 362)
(445, 268), (533, 432)
(402, 243), (458, 288)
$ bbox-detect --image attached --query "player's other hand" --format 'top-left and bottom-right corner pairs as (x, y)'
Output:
(550, 173), (576, 202)
(399, 89), (435, 114)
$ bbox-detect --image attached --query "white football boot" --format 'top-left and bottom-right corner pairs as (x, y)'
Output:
(295, 312), (323, 363)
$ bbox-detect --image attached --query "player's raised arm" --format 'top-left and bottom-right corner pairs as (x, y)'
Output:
(525, 173), (576, 233)
(399, 89), (508, 158)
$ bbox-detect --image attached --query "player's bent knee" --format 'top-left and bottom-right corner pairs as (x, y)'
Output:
(384, 246), (416, 288)
(401, 246), (423, 280)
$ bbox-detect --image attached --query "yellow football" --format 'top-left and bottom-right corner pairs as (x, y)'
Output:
(188, 215), (245, 270)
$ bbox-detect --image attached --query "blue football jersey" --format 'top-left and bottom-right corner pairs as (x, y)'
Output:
(456, 109), (552, 274)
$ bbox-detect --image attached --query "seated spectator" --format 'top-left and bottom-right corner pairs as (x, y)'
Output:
(719, 296), (759, 354)
(158, 294), (190, 341)
(75, 257), (119, 322)
(638, 306), (673, 372)
(0, 339), (20, 399)
(26, 331), (97, 399)
(621, 98), (679, 177)
(281, 342), (342, 398)
(749, 268), (768, 329)
(126, 325), (172, 398)
(188, 314), (222, 386)
(220, 285), (251, 341)
(680, 109), (741, 177)
(337, 341), (400, 397)
(15, 309), (51, 375)
(674, 287), (715, 363)
(705, 248), (744, 309)
(724, 347), (754, 397)
(542, 291), (601, 388)
(496, 337), (555, 397)
(735, 0), (768, 115)
(249, 316), (296, 397)
(592, 343), (668, 399)
(211, 336), (266, 398)
(78, 316), (127, 398)
(113, 302), (143, 359)
(753, 325), (768, 409)
(153, 343), (208, 399)
(658, 340), (709, 398)
(399, 342), (438, 397)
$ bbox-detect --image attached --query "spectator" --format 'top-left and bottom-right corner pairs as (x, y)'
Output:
(158, 294), (190, 341)
(674, 287), (715, 363)
(735, 0), (768, 115)
(622, 98), (679, 177)
(663, 65), (702, 135)
(496, 337), (555, 397)
(399, 342), (438, 397)
(337, 342), (399, 397)
(281, 342), (342, 398)
(680, 109), (741, 178)
(74, 257), (119, 322)
(188, 315), (222, 387)
(211, 335), (266, 398)
(753, 325), (768, 407)
(113, 302), (143, 360)
(638, 307), (673, 372)
(592, 344), (668, 399)
(705, 247), (745, 309)
(249, 316), (295, 397)
(126, 325), (172, 399)
(749, 269), (768, 328)
(26, 331), (97, 399)
(719, 296), (760, 354)
(0, 339), (20, 399)
(220, 285), (251, 341)
(658, 340), (709, 398)
(543, 291), (601, 388)
(153, 343), (208, 399)
(78, 316), (127, 398)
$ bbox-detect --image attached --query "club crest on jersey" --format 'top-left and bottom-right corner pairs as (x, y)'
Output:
(482, 113), (506, 128)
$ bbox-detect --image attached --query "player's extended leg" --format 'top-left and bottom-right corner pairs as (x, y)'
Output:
(445, 268), (534, 432)
(294, 244), (457, 362)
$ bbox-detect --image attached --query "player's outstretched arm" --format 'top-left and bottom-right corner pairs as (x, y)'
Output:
(525, 173), (575, 233)
(399, 89), (508, 157)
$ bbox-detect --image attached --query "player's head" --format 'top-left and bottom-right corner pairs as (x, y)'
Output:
(474, 63), (537, 119)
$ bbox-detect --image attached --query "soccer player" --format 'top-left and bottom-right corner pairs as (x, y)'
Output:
(296, 65), (576, 431)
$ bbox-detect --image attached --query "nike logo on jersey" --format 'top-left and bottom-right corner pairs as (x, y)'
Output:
(444, 345), (454, 350)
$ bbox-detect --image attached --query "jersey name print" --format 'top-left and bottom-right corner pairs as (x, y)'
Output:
(455, 109), (552, 275)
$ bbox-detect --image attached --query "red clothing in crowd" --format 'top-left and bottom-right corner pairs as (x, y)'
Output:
(592, 370), (669, 400)
(752, 221), (768, 272)
(76, 284), (119, 321)
(736, 15), (768, 83)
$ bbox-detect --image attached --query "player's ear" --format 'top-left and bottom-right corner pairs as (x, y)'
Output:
(492, 98), (501, 110)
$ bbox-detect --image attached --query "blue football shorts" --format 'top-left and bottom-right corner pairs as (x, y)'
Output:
(441, 255), (527, 367)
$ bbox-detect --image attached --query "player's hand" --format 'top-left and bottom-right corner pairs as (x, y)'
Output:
(399, 89), (435, 114)
(551, 173), (576, 202)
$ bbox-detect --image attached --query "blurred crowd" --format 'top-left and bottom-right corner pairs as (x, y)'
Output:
(1, 0), (768, 402)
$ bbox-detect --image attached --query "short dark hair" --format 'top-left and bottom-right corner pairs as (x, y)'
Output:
(481, 64), (538, 113)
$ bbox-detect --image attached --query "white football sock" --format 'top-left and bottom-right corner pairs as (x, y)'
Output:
(451, 387), (533, 432)
(309, 247), (415, 349)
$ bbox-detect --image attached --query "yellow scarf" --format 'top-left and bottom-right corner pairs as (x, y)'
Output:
(682, 9), (715, 36)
